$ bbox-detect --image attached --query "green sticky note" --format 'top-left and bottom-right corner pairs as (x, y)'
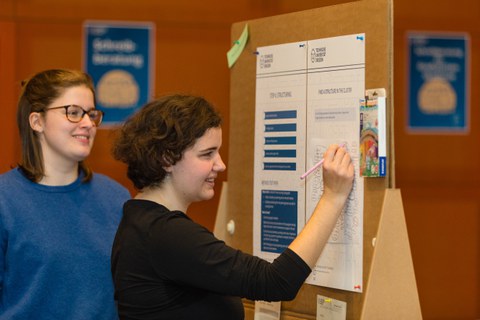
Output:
(227, 24), (249, 68)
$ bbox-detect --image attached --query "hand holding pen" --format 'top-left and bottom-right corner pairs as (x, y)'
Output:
(300, 143), (346, 180)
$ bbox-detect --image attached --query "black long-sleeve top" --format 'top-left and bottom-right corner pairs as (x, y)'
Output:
(112, 199), (311, 320)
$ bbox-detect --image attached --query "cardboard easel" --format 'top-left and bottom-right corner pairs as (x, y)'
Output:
(217, 0), (422, 318)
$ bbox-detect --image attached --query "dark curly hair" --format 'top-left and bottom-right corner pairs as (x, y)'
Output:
(113, 94), (222, 190)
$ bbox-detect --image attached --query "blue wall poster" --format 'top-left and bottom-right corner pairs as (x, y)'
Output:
(83, 21), (155, 126)
(407, 32), (470, 134)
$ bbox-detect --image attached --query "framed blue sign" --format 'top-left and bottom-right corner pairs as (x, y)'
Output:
(407, 32), (469, 134)
(83, 21), (155, 126)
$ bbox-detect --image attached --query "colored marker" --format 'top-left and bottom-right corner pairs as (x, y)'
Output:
(300, 144), (345, 180)
(300, 159), (324, 180)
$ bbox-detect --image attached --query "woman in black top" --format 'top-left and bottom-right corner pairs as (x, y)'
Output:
(111, 94), (354, 319)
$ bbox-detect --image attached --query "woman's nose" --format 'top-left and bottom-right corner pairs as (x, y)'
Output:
(214, 155), (226, 172)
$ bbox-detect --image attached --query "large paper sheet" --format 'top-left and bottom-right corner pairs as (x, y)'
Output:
(253, 34), (365, 292)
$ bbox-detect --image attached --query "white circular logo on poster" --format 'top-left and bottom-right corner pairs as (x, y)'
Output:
(97, 70), (139, 108)
(417, 77), (456, 114)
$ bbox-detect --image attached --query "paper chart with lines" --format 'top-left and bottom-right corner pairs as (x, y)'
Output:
(253, 34), (365, 292)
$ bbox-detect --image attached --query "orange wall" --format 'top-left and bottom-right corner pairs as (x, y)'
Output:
(1, 1), (479, 319)
(394, 2), (480, 319)
(0, 21), (18, 174)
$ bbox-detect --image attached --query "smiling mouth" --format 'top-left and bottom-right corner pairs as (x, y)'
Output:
(73, 135), (90, 142)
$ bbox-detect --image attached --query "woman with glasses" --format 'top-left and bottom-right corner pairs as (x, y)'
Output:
(0, 69), (131, 319)
(111, 94), (354, 319)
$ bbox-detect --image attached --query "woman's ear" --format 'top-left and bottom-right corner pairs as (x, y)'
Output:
(163, 163), (173, 173)
(29, 112), (44, 133)
(162, 153), (174, 173)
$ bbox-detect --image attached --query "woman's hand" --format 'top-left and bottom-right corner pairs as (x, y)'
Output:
(321, 144), (355, 205)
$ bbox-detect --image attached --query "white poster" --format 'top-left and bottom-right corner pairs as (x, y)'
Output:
(253, 41), (308, 264)
(253, 34), (365, 292)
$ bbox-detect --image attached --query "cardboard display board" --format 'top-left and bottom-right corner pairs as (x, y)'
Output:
(220, 0), (422, 318)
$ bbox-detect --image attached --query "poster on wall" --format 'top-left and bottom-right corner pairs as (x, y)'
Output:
(253, 34), (365, 292)
(407, 32), (470, 134)
(83, 21), (155, 125)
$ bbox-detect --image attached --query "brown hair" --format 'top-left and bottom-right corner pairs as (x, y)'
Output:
(17, 69), (96, 182)
(113, 94), (222, 190)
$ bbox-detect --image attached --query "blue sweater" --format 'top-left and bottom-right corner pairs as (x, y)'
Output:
(0, 168), (131, 319)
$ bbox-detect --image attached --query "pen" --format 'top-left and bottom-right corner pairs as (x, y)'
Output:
(300, 144), (345, 180)
(300, 159), (324, 180)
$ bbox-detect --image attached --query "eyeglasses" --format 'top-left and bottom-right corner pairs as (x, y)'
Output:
(41, 105), (104, 126)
